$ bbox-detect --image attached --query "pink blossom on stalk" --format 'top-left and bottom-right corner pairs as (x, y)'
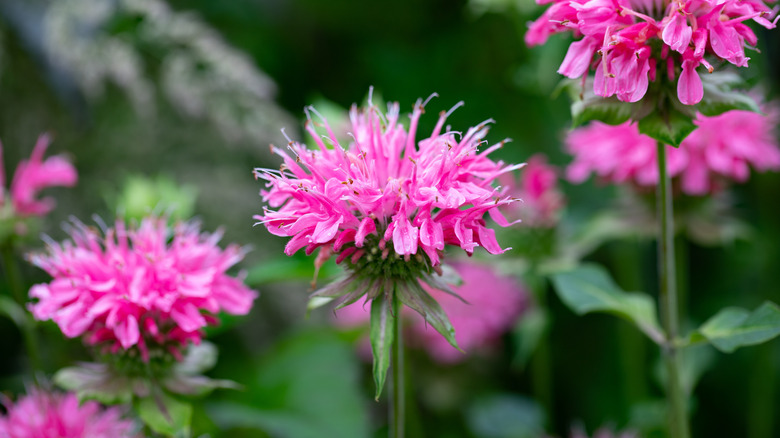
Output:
(254, 93), (522, 269)
(333, 261), (529, 364)
(0, 389), (137, 438)
(680, 109), (780, 194)
(565, 120), (688, 187)
(526, 0), (779, 104)
(27, 216), (258, 361)
(564, 109), (780, 194)
(0, 134), (77, 217)
(502, 154), (565, 226)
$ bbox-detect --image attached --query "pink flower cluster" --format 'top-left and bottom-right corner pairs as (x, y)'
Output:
(28, 216), (258, 361)
(0, 134), (77, 218)
(502, 154), (565, 226)
(565, 110), (780, 194)
(333, 261), (528, 363)
(255, 94), (522, 268)
(526, 0), (778, 104)
(0, 389), (137, 438)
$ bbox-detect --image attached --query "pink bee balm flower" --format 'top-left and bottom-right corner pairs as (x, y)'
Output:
(526, 0), (778, 104)
(0, 134), (77, 217)
(255, 93), (522, 267)
(0, 389), (137, 438)
(565, 109), (780, 195)
(334, 261), (528, 364)
(255, 91), (523, 359)
(27, 216), (258, 361)
(502, 154), (565, 227)
(679, 110), (780, 194)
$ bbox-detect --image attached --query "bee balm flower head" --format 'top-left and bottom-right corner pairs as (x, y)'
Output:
(255, 90), (523, 350)
(0, 389), (137, 438)
(526, 0), (779, 105)
(565, 109), (780, 195)
(27, 216), (258, 362)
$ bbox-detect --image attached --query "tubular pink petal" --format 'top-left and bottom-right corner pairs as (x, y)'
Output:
(558, 38), (599, 78)
(678, 60), (703, 105)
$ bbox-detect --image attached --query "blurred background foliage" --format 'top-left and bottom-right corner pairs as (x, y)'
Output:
(0, 0), (779, 437)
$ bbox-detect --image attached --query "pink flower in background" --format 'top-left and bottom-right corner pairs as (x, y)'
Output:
(254, 92), (522, 269)
(0, 134), (77, 217)
(565, 120), (688, 187)
(0, 389), (137, 438)
(526, 0), (778, 104)
(680, 110), (780, 194)
(564, 110), (780, 195)
(334, 261), (529, 364)
(27, 216), (258, 361)
(502, 154), (565, 226)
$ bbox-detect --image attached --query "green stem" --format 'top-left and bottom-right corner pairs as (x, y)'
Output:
(391, 293), (405, 438)
(1, 243), (26, 305)
(1, 243), (42, 382)
(656, 141), (690, 438)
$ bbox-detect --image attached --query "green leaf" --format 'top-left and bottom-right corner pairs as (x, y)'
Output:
(54, 363), (140, 405)
(696, 71), (761, 117)
(466, 394), (546, 438)
(511, 307), (549, 370)
(369, 294), (394, 400)
(566, 80), (635, 127)
(654, 344), (716, 396)
(0, 296), (31, 329)
(551, 264), (665, 344)
(174, 342), (218, 375)
(162, 374), (241, 397)
(697, 301), (780, 353)
(396, 281), (460, 351)
(637, 107), (696, 147)
(207, 329), (371, 438)
(135, 391), (193, 437)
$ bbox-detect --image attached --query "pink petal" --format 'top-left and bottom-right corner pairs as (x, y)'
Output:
(677, 60), (703, 105)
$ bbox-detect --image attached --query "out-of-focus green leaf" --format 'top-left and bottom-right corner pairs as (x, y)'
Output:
(655, 344), (716, 396)
(695, 302), (780, 353)
(174, 342), (218, 375)
(637, 107), (695, 147)
(162, 374), (241, 397)
(112, 174), (197, 221)
(565, 80), (636, 127)
(560, 211), (645, 263)
(207, 329), (370, 438)
(0, 295), (30, 329)
(135, 391), (193, 437)
(551, 264), (665, 344)
(466, 394), (546, 438)
(512, 306), (549, 370)
(696, 72), (761, 117)
(369, 293), (394, 400)
(54, 363), (140, 405)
